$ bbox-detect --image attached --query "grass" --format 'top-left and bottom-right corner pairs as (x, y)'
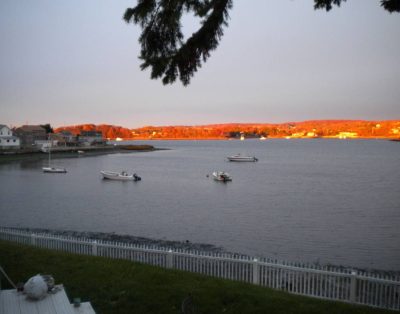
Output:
(0, 240), (392, 314)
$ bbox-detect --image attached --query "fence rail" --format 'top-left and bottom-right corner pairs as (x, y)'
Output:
(1, 227), (399, 311)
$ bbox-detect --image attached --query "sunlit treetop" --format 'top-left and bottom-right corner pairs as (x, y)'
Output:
(124, 0), (399, 86)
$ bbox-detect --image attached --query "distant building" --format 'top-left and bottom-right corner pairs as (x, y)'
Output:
(37, 133), (69, 152)
(0, 124), (20, 149)
(291, 132), (305, 138)
(79, 131), (105, 145)
(56, 130), (78, 146)
(14, 125), (47, 147)
(338, 132), (358, 139)
(49, 133), (66, 145)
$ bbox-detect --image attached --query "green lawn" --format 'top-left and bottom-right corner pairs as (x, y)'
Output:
(0, 240), (392, 314)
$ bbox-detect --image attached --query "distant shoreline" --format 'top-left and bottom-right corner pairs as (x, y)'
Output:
(115, 136), (398, 140)
(56, 120), (400, 141)
(0, 144), (159, 163)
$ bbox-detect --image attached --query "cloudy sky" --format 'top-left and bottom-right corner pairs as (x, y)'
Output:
(0, 0), (399, 128)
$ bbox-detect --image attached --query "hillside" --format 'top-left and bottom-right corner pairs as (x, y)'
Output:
(56, 120), (400, 140)
(55, 124), (132, 139)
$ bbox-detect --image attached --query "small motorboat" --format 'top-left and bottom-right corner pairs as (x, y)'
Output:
(227, 154), (258, 162)
(212, 171), (232, 182)
(43, 167), (67, 173)
(101, 171), (141, 181)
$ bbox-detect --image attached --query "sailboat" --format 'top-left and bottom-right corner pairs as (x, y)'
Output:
(42, 142), (67, 173)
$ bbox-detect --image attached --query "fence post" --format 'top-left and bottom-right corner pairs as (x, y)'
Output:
(92, 240), (98, 256)
(253, 258), (260, 285)
(350, 271), (357, 303)
(30, 234), (36, 246)
(166, 250), (174, 269)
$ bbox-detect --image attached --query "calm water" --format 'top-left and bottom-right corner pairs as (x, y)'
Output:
(1, 139), (399, 270)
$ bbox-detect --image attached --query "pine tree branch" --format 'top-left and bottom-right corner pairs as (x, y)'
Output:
(124, 0), (232, 85)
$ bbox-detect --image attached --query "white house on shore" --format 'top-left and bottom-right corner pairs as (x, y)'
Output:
(0, 124), (20, 149)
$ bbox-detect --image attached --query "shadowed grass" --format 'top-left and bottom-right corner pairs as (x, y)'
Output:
(0, 240), (392, 314)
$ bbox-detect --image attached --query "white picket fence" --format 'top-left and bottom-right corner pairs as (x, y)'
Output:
(1, 227), (399, 311)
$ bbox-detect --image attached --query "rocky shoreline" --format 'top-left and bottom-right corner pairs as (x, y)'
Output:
(15, 227), (225, 253)
(0, 144), (156, 156)
(6, 227), (400, 276)
(0, 145), (166, 163)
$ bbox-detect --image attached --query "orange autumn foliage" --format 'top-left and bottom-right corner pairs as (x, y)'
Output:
(56, 120), (400, 140)
(55, 124), (132, 139)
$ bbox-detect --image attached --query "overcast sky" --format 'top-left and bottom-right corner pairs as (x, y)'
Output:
(0, 0), (399, 128)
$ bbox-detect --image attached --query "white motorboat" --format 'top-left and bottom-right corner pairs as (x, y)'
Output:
(227, 154), (258, 162)
(212, 171), (232, 182)
(101, 171), (141, 181)
(43, 167), (67, 173)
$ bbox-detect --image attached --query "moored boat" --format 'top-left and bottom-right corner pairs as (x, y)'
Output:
(43, 167), (67, 173)
(42, 142), (67, 173)
(101, 170), (141, 181)
(227, 154), (258, 162)
(212, 171), (232, 182)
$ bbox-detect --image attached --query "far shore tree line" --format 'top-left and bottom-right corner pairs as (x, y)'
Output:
(54, 120), (400, 140)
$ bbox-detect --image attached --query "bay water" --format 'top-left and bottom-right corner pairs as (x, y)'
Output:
(0, 139), (399, 270)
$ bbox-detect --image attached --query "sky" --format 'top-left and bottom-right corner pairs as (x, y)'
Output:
(0, 0), (399, 128)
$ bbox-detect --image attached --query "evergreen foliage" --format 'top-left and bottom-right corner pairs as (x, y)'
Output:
(314, 0), (400, 12)
(124, 0), (399, 85)
(380, 0), (400, 12)
(124, 0), (232, 86)
(40, 123), (54, 134)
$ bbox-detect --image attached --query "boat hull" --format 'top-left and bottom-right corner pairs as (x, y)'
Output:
(227, 156), (258, 162)
(101, 171), (140, 181)
(212, 171), (232, 182)
(42, 167), (67, 173)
